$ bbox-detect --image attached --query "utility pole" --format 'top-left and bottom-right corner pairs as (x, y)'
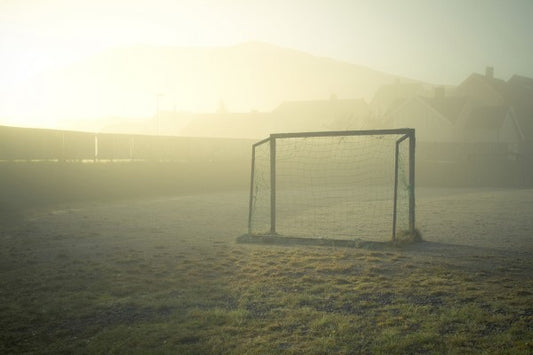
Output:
(156, 93), (164, 136)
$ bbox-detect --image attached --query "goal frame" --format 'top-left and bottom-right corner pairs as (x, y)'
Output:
(247, 128), (416, 241)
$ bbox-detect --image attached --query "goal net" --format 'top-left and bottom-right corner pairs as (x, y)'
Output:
(247, 129), (415, 241)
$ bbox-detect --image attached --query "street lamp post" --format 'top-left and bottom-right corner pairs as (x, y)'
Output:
(156, 93), (164, 136)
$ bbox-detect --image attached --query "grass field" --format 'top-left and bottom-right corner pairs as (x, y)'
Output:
(1, 188), (532, 353)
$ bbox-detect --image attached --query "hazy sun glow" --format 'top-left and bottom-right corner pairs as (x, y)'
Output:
(1, 0), (532, 130)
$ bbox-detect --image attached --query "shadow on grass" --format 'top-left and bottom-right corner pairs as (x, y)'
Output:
(236, 234), (516, 261)
(236, 234), (393, 250)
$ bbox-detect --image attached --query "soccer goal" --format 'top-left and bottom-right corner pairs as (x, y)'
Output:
(247, 129), (415, 241)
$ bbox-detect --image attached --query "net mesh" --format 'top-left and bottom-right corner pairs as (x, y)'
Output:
(249, 133), (412, 241)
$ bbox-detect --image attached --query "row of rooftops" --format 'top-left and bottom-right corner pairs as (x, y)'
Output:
(371, 67), (533, 142)
(149, 67), (533, 141)
(372, 67), (533, 116)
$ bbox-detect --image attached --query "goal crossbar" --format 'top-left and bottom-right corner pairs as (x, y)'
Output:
(269, 128), (415, 140)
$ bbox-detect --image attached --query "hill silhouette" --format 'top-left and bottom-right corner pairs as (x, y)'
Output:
(10, 42), (416, 130)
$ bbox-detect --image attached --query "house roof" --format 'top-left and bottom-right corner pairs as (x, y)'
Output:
(506, 76), (533, 107)
(508, 75), (533, 91)
(372, 82), (425, 99)
(420, 96), (468, 123)
(463, 106), (510, 130)
(384, 95), (467, 126)
(370, 82), (428, 112)
(454, 73), (508, 104)
(273, 98), (369, 116)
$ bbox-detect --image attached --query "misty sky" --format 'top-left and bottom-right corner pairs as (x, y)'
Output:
(1, 0), (532, 127)
(2, 0), (532, 85)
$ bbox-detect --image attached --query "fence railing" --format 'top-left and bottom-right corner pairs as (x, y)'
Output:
(0, 125), (253, 162)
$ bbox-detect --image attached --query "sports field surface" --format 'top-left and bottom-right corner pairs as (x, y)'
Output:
(1, 187), (532, 353)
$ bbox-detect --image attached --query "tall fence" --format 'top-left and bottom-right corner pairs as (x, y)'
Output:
(0, 125), (253, 162)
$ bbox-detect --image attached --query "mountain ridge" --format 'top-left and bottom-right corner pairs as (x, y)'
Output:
(5, 42), (424, 130)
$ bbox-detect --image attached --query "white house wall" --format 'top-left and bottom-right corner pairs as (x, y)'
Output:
(500, 113), (522, 143)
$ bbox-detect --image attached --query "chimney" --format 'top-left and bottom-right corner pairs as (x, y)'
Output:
(485, 66), (494, 79)
(434, 86), (445, 99)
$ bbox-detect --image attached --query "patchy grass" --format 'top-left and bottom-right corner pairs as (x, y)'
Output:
(1, 226), (532, 354)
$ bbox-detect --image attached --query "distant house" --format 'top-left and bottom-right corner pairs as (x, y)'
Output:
(453, 69), (533, 144)
(271, 97), (371, 132)
(180, 112), (272, 139)
(384, 89), (467, 142)
(370, 82), (430, 116)
(179, 97), (372, 139)
(453, 67), (508, 106)
(368, 68), (532, 185)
